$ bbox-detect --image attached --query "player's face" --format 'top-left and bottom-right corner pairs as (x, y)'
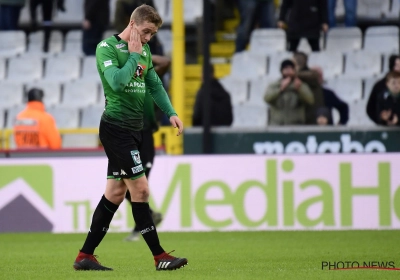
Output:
(132, 21), (158, 45)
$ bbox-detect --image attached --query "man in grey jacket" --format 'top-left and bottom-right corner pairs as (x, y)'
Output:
(264, 59), (314, 125)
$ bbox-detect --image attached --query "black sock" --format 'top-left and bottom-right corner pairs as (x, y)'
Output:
(81, 195), (119, 255)
(131, 202), (164, 256)
(133, 207), (154, 233)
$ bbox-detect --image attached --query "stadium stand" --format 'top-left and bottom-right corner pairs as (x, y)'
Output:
(46, 105), (80, 129)
(0, 82), (24, 109)
(44, 56), (81, 82)
(343, 51), (381, 79)
(62, 80), (99, 108)
(25, 81), (62, 107)
(5, 105), (25, 128)
(248, 76), (274, 106)
(0, 58), (5, 80)
(219, 76), (248, 105)
(308, 52), (343, 79)
(7, 56), (43, 82)
(232, 103), (268, 128)
(64, 30), (84, 56)
(248, 28), (286, 55)
(325, 27), (362, 52)
(364, 26), (399, 54)
(230, 51), (268, 80)
(82, 56), (100, 81)
(0, 31), (26, 57)
(27, 30), (63, 56)
(325, 77), (363, 103)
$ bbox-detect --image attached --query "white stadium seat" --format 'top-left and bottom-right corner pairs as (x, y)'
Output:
(5, 105), (26, 128)
(308, 52), (343, 79)
(7, 57), (43, 82)
(81, 105), (104, 128)
(230, 51), (267, 80)
(326, 27), (362, 52)
(347, 99), (375, 126)
(249, 28), (286, 55)
(325, 77), (363, 103)
(46, 105), (80, 128)
(232, 103), (268, 127)
(357, 0), (390, 20)
(0, 82), (24, 109)
(25, 81), (62, 107)
(27, 30), (63, 55)
(64, 30), (84, 56)
(364, 26), (399, 54)
(0, 31), (26, 57)
(0, 58), (5, 80)
(219, 75), (248, 105)
(82, 56), (100, 82)
(344, 51), (381, 79)
(62, 80), (99, 108)
(0, 108), (4, 128)
(248, 76), (274, 105)
(44, 56), (81, 82)
(156, 29), (172, 55)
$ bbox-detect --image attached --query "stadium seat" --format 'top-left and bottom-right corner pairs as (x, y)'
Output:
(82, 56), (100, 82)
(347, 99), (375, 126)
(364, 26), (399, 54)
(219, 75), (248, 105)
(7, 57), (43, 82)
(46, 105), (80, 128)
(62, 80), (99, 107)
(156, 29), (172, 55)
(326, 27), (362, 52)
(0, 82), (24, 109)
(249, 28), (286, 55)
(25, 81), (61, 107)
(325, 77), (362, 103)
(248, 76), (274, 105)
(64, 30), (84, 56)
(344, 51), (381, 79)
(154, 0), (172, 24)
(184, 0), (203, 24)
(27, 30), (63, 56)
(267, 52), (293, 79)
(0, 58), (5, 80)
(296, 35), (325, 53)
(386, 0), (400, 20)
(103, 30), (117, 40)
(5, 105), (26, 128)
(0, 31), (26, 57)
(81, 105), (104, 128)
(232, 103), (268, 127)
(44, 56), (81, 82)
(357, 0), (390, 20)
(0, 108), (4, 128)
(230, 51), (267, 80)
(308, 52), (343, 79)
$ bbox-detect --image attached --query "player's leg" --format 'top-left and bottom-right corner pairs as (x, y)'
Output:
(73, 177), (127, 271)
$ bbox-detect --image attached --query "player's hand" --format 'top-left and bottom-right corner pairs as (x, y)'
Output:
(129, 26), (142, 54)
(170, 116), (184, 136)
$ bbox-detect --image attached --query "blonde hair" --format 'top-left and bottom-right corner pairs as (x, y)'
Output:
(130, 4), (163, 27)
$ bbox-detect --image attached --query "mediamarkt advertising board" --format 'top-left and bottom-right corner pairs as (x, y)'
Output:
(0, 154), (400, 233)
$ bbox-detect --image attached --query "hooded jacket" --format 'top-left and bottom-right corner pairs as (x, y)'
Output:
(192, 79), (233, 126)
(13, 101), (62, 149)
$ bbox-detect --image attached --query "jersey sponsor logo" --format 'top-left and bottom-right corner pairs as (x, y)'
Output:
(113, 172), (119, 175)
(119, 49), (129, 53)
(104, 60), (112, 67)
(99, 41), (109, 48)
(142, 50), (147, 56)
(120, 169), (127, 175)
(131, 164), (143, 174)
(115, 43), (126, 49)
(134, 64), (146, 79)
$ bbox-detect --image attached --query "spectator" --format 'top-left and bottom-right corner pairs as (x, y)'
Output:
(29, 0), (66, 52)
(366, 55), (400, 124)
(293, 51), (325, 124)
(375, 71), (400, 126)
(83, 0), (110, 55)
(235, 0), (275, 53)
(13, 88), (62, 149)
(278, 0), (328, 52)
(312, 66), (349, 125)
(264, 59), (314, 125)
(192, 64), (233, 126)
(327, 0), (357, 27)
(316, 107), (331, 125)
(0, 0), (26, 31)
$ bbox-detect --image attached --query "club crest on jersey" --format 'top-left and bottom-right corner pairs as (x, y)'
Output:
(134, 64), (146, 79)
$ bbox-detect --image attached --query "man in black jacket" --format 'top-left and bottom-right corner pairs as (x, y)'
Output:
(83, 0), (110, 55)
(192, 65), (233, 126)
(366, 55), (400, 123)
(278, 0), (328, 52)
(376, 71), (400, 126)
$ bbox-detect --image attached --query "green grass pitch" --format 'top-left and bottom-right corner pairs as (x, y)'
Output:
(1, 230), (399, 279)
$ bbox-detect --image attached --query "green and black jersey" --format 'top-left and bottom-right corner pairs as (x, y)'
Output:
(96, 35), (176, 131)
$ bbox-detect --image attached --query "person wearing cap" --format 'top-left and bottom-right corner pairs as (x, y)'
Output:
(264, 59), (314, 125)
(13, 88), (62, 149)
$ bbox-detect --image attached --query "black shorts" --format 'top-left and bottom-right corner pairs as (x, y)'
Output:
(99, 120), (145, 180)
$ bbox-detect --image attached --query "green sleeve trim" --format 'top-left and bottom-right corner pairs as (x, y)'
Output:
(145, 67), (177, 118)
(104, 53), (141, 92)
(128, 173), (145, 180)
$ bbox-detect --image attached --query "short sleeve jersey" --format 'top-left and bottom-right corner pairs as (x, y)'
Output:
(96, 35), (153, 130)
